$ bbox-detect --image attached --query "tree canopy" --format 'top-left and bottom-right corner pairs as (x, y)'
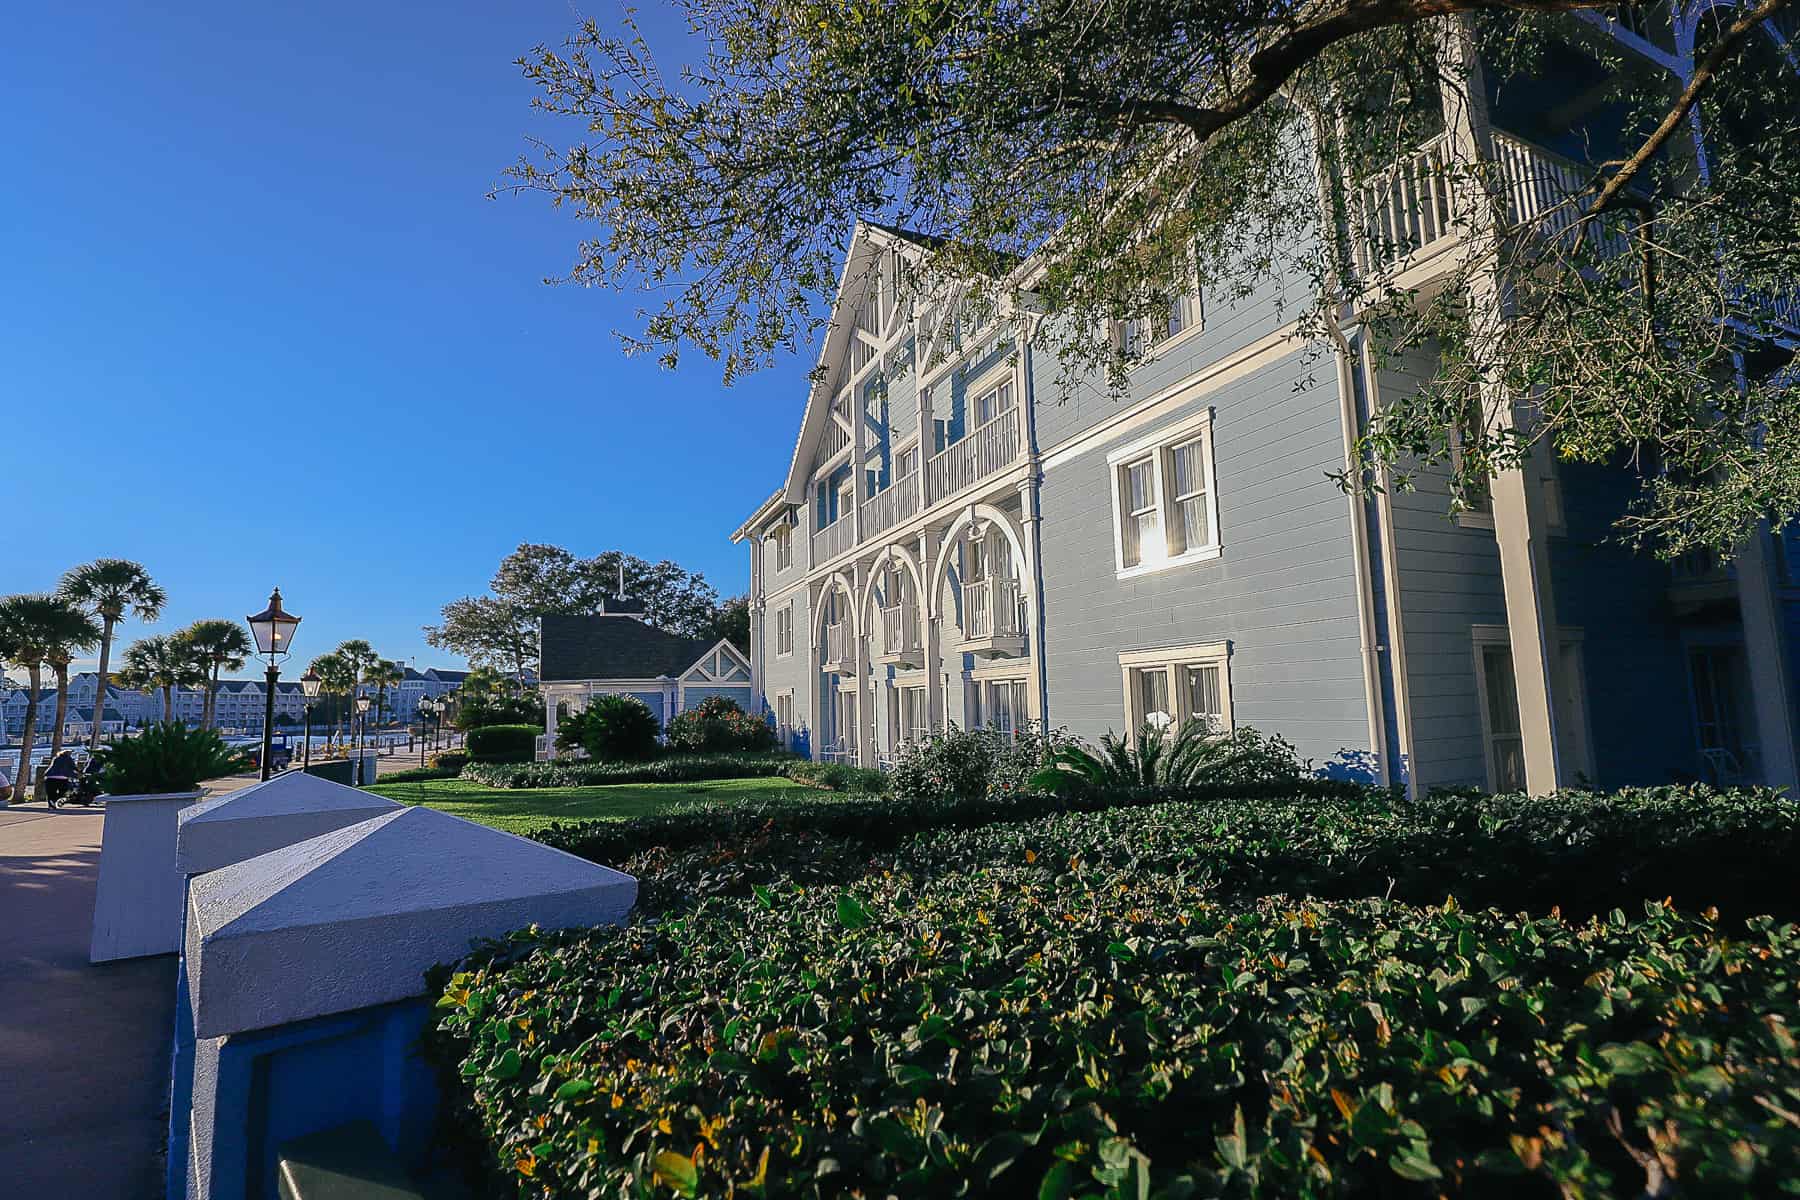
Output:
(505, 0), (1799, 556)
(424, 543), (734, 674)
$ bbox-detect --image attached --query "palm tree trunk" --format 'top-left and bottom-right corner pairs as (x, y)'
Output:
(17, 666), (41, 802)
(204, 667), (219, 729)
(162, 685), (173, 722)
(89, 617), (116, 751)
(49, 664), (70, 761)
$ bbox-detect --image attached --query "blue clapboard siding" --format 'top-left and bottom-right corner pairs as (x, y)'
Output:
(682, 685), (755, 712)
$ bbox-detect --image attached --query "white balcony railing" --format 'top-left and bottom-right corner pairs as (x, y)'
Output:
(861, 472), (919, 542)
(1356, 130), (1621, 277)
(926, 407), (1020, 506)
(963, 576), (1023, 640)
(811, 513), (856, 565)
(880, 601), (919, 659)
(823, 620), (850, 668)
(820, 418), (851, 460)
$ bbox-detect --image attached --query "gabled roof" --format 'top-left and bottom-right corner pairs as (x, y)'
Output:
(780, 220), (937, 505)
(538, 614), (714, 683)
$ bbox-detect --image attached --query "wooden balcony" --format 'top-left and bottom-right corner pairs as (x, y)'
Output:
(811, 513), (856, 566)
(1668, 549), (1737, 618)
(821, 621), (854, 674)
(926, 407), (1020, 507)
(875, 601), (923, 668)
(954, 576), (1025, 658)
(861, 472), (919, 542)
(1355, 129), (1623, 279)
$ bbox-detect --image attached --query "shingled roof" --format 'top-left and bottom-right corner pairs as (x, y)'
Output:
(538, 613), (714, 683)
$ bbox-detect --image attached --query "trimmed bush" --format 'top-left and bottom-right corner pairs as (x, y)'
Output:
(889, 724), (1084, 804)
(665, 696), (777, 753)
(465, 723), (539, 764)
(460, 753), (798, 789)
(531, 776), (1365, 874)
(558, 695), (659, 761)
(780, 759), (889, 793)
(429, 750), (469, 772)
(375, 765), (461, 784)
(434, 873), (1800, 1199)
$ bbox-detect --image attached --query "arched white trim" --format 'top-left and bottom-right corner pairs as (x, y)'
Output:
(858, 543), (926, 629)
(929, 503), (1034, 633)
(812, 571), (859, 645)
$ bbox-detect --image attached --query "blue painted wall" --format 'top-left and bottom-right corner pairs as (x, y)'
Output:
(682, 685), (755, 711)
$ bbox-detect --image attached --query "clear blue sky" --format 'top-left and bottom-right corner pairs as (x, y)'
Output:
(2, 3), (809, 680)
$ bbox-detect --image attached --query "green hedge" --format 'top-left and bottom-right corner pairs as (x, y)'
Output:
(465, 724), (540, 764)
(435, 872), (1800, 1198)
(780, 759), (889, 794)
(375, 765), (462, 784)
(528, 777), (1366, 871)
(460, 752), (800, 789)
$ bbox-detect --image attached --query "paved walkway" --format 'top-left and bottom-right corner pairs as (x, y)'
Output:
(0, 805), (176, 1199)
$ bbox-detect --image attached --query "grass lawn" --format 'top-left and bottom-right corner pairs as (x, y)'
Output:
(365, 774), (817, 835)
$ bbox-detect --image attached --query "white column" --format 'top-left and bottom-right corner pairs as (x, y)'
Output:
(1018, 478), (1048, 726)
(1441, 18), (1565, 793)
(1735, 528), (1800, 790)
(919, 529), (945, 732)
(851, 561), (873, 765)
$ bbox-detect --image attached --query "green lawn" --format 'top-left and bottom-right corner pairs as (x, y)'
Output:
(365, 774), (814, 834)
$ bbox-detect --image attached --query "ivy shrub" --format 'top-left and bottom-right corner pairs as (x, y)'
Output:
(465, 723), (539, 764)
(434, 873), (1800, 1199)
(376, 765), (462, 784)
(665, 696), (777, 753)
(460, 753), (798, 789)
(557, 696), (660, 761)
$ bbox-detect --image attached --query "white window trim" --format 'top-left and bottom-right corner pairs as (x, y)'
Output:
(1118, 640), (1233, 735)
(1106, 408), (1222, 579)
(1112, 266), (1206, 368)
(775, 602), (796, 659)
(1469, 624), (1593, 790)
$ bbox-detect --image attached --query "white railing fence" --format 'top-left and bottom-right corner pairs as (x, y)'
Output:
(963, 576), (1023, 640)
(811, 513), (856, 566)
(823, 621), (850, 666)
(880, 602), (918, 657)
(861, 472), (919, 542)
(926, 408), (1020, 506)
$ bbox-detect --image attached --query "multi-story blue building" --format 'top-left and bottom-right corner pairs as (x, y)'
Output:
(733, 6), (1800, 794)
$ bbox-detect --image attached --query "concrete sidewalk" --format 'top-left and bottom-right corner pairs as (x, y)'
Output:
(0, 805), (175, 1199)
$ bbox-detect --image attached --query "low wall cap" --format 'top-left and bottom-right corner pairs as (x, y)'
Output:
(176, 771), (401, 876)
(186, 806), (636, 1037)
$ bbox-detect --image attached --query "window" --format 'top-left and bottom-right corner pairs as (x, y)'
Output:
(1108, 412), (1221, 576)
(1470, 626), (1594, 790)
(898, 685), (927, 743)
(775, 604), (794, 657)
(974, 378), (1015, 427)
(774, 690), (796, 731)
(772, 524), (793, 571)
(1113, 278), (1202, 358)
(1687, 643), (1759, 785)
(1119, 458), (1159, 568)
(968, 677), (1030, 740)
(895, 443), (918, 482)
(1119, 643), (1232, 735)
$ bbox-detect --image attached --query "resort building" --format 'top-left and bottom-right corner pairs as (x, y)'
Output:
(731, 14), (1800, 794)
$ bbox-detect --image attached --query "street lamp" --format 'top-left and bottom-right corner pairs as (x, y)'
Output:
(418, 696), (437, 765)
(300, 668), (323, 771)
(246, 588), (302, 781)
(354, 693), (372, 785)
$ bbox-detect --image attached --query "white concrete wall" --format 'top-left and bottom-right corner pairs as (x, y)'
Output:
(90, 790), (206, 962)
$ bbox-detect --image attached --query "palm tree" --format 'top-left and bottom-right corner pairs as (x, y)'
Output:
(308, 651), (358, 750)
(365, 658), (405, 728)
(333, 640), (380, 736)
(181, 619), (252, 729)
(0, 594), (75, 801)
(119, 634), (206, 723)
(57, 559), (167, 750)
(42, 601), (102, 761)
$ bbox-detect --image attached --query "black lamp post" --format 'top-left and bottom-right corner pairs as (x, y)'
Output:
(300, 668), (322, 770)
(418, 696), (436, 766)
(246, 588), (301, 782)
(354, 693), (372, 786)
